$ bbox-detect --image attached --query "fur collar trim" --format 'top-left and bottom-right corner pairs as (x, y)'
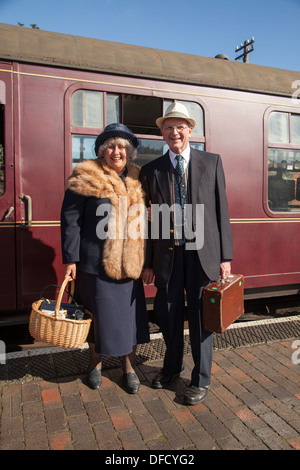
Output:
(66, 159), (146, 280)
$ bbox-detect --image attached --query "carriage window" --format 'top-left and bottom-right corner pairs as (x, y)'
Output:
(72, 91), (104, 128)
(72, 135), (97, 167)
(268, 111), (300, 212)
(123, 95), (161, 135)
(134, 139), (166, 167)
(122, 97), (205, 162)
(107, 94), (120, 124)
(71, 91), (120, 163)
(291, 114), (300, 144)
(0, 104), (4, 196)
(70, 91), (205, 166)
(268, 112), (289, 143)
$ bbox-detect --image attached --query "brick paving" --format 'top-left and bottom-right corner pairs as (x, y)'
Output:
(0, 339), (300, 451)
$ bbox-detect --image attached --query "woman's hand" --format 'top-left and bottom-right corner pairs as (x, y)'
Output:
(64, 263), (77, 280)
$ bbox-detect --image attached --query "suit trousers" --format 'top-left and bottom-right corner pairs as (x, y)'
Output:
(154, 245), (213, 387)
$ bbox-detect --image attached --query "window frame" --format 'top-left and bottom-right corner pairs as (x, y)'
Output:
(264, 106), (300, 217)
(65, 82), (207, 175)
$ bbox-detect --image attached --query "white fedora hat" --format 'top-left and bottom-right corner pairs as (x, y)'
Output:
(156, 102), (196, 129)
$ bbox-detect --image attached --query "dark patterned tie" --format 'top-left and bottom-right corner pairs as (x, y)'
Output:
(175, 155), (185, 180)
(174, 155), (187, 245)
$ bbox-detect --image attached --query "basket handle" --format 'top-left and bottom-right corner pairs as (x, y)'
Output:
(40, 279), (76, 305)
(55, 275), (73, 318)
(68, 277), (75, 302)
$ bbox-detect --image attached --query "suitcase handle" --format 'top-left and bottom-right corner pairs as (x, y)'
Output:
(216, 278), (230, 284)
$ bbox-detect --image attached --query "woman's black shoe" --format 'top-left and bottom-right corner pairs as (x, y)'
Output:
(87, 368), (102, 389)
(124, 372), (140, 394)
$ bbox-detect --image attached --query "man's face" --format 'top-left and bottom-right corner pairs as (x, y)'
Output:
(161, 118), (193, 154)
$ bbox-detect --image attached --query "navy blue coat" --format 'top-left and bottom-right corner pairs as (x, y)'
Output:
(61, 190), (111, 276)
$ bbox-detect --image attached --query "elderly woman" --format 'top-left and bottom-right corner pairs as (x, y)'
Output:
(60, 123), (149, 393)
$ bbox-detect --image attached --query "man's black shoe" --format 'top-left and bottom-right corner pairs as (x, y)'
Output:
(152, 369), (183, 389)
(183, 385), (209, 405)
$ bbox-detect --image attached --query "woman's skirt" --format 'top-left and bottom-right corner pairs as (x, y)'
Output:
(75, 270), (150, 357)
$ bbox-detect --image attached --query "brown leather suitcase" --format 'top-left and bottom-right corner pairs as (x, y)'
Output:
(202, 274), (244, 333)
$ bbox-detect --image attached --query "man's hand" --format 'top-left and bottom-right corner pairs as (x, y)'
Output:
(220, 261), (231, 279)
(141, 268), (154, 285)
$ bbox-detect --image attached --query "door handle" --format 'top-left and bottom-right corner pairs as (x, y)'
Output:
(19, 193), (32, 229)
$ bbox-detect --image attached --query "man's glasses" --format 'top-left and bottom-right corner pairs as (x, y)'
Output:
(162, 125), (190, 132)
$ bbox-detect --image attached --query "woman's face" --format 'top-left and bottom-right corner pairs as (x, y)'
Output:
(103, 139), (128, 174)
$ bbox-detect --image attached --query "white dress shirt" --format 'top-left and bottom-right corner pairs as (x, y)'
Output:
(169, 146), (190, 171)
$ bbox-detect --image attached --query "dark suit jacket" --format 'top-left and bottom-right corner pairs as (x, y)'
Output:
(140, 148), (233, 288)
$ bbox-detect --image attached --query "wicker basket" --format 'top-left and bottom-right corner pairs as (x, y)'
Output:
(29, 276), (92, 349)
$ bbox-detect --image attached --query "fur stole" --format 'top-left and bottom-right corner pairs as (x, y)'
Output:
(66, 159), (146, 280)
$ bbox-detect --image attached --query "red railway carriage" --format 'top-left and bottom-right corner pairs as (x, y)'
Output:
(1, 23), (300, 320)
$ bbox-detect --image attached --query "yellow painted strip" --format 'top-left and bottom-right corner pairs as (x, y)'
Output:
(231, 218), (300, 223)
(1, 218), (300, 229)
(245, 272), (300, 278)
(25, 221), (60, 224)
(0, 221), (60, 227)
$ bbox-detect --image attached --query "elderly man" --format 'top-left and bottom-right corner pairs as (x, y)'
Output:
(141, 102), (233, 405)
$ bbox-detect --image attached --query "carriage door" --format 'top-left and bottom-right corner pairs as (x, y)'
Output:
(0, 65), (16, 311)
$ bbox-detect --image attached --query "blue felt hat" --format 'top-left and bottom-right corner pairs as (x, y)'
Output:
(95, 123), (140, 156)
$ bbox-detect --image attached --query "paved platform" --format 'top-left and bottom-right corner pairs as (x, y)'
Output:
(0, 316), (300, 452)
